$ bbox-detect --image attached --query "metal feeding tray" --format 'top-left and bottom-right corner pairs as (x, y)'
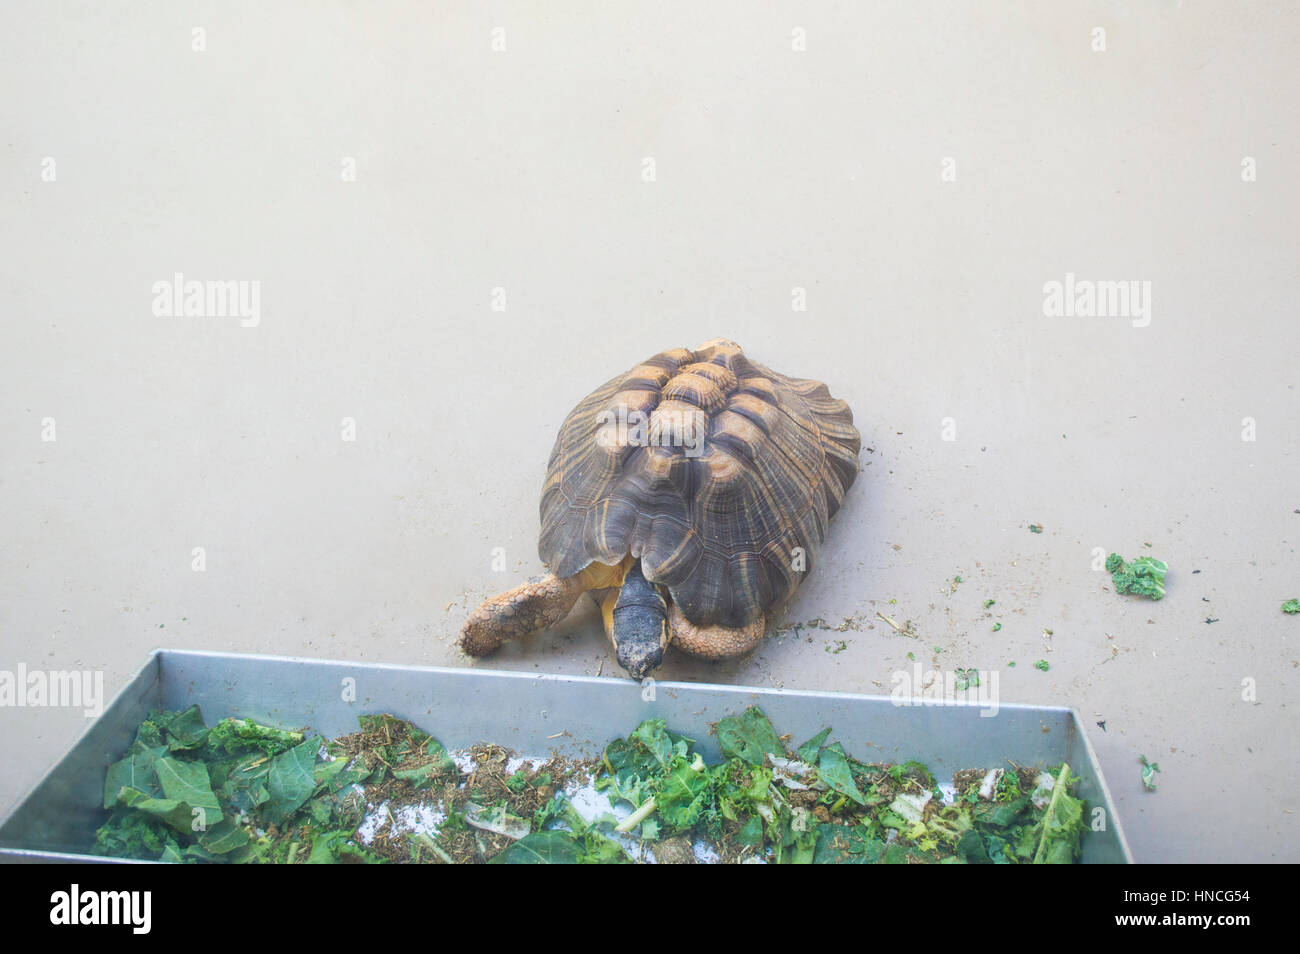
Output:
(0, 649), (1132, 863)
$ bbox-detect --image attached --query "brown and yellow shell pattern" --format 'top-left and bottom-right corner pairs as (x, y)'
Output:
(539, 338), (860, 629)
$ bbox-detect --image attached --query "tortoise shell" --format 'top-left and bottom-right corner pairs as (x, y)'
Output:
(539, 339), (860, 628)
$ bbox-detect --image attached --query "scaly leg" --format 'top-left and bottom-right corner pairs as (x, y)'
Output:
(460, 562), (623, 656)
(667, 601), (765, 660)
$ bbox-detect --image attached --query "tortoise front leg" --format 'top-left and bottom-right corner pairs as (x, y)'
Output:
(460, 562), (625, 657)
(460, 573), (588, 656)
(667, 602), (765, 660)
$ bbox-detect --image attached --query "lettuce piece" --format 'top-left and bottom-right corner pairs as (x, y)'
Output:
(1106, 553), (1168, 600)
(155, 756), (222, 816)
(796, 727), (832, 763)
(149, 706), (211, 751)
(817, 742), (869, 806)
(494, 807), (630, 864)
(264, 737), (323, 824)
(715, 707), (785, 766)
(1029, 764), (1086, 864)
(103, 740), (167, 808)
(1140, 754), (1161, 791)
(654, 754), (711, 830)
(813, 824), (885, 864)
(205, 717), (304, 757)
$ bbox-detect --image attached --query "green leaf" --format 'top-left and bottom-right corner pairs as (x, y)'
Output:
(1031, 765), (1086, 864)
(1140, 754), (1161, 791)
(817, 743), (868, 806)
(493, 830), (585, 864)
(159, 841), (184, 863)
(973, 796), (1029, 828)
(116, 787), (203, 834)
(884, 842), (929, 864)
(596, 768), (649, 810)
(813, 824), (884, 864)
(735, 815), (764, 848)
(313, 756), (351, 785)
(1107, 553), (1168, 600)
(152, 706), (210, 751)
(94, 809), (171, 859)
(103, 740), (167, 808)
(391, 737), (457, 789)
(205, 717), (304, 757)
(217, 750), (274, 813)
(603, 722), (688, 777)
(716, 707), (785, 766)
(198, 819), (250, 854)
(654, 757), (710, 830)
(155, 757), (221, 814)
(788, 828), (818, 864)
(265, 737), (322, 824)
(307, 831), (344, 863)
(796, 727), (831, 763)
(955, 829), (991, 863)
(632, 720), (676, 768)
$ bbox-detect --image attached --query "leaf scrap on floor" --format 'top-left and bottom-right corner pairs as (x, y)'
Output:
(1139, 754), (1161, 792)
(1106, 553), (1168, 601)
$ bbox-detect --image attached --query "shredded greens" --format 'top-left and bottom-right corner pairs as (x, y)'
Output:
(1106, 552), (1168, 601)
(94, 705), (1090, 864)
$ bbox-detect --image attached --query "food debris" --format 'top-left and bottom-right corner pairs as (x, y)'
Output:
(1139, 754), (1161, 792)
(876, 612), (918, 639)
(91, 706), (1092, 864)
(1105, 553), (1168, 601)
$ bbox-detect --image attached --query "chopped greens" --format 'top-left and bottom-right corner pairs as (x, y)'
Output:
(1282, 599), (1299, 615)
(1106, 552), (1168, 601)
(1140, 754), (1161, 791)
(93, 705), (1090, 864)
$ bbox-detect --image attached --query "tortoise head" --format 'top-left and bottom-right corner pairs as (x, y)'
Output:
(611, 560), (669, 679)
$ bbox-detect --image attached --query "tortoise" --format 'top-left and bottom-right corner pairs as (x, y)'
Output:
(459, 338), (860, 679)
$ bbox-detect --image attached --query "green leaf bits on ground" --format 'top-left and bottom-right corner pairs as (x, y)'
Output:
(1106, 552), (1168, 600)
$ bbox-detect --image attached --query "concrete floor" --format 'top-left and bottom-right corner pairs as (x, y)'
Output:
(2, 3), (1297, 862)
